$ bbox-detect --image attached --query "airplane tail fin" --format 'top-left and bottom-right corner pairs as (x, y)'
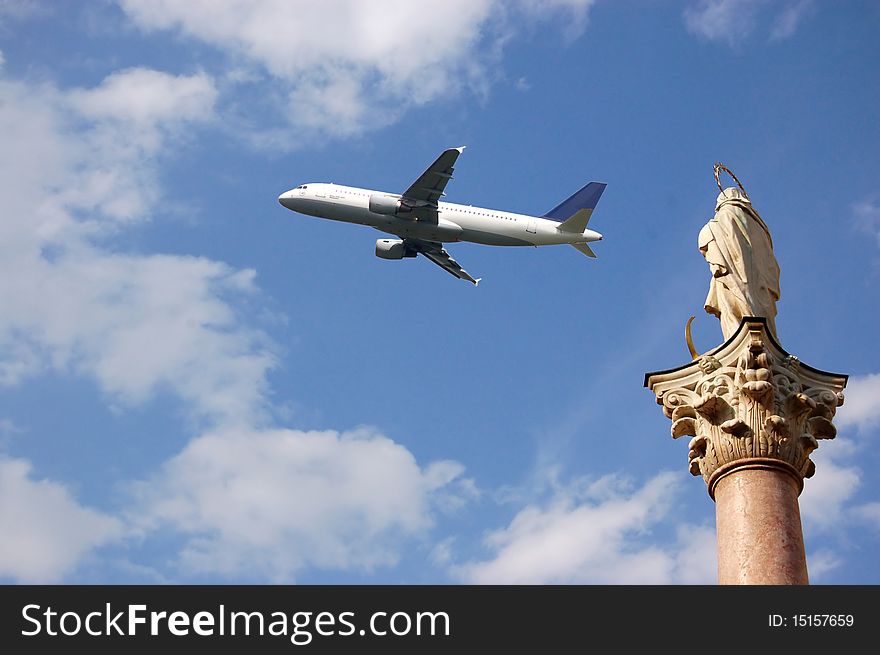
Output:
(543, 182), (607, 232)
(571, 242), (597, 258)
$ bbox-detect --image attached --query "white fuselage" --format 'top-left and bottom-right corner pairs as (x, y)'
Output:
(278, 183), (602, 247)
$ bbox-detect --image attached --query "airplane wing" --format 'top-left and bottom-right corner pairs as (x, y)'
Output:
(400, 147), (465, 219)
(406, 239), (480, 285)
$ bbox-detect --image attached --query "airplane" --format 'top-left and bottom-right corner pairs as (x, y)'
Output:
(277, 147), (605, 285)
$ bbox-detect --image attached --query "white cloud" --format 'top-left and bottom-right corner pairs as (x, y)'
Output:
(800, 440), (861, 530)
(853, 199), (880, 249)
(684, 0), (760, 44)
(285, 71), (380, 138)
(0, 0), (43, 22)
(853, 502), (880, 529)
(770, 0), (812, 41)
(0, 456), (122, 582)
(517, 0), (596, 40)
(119, 0), (492, 84)
(2, 251), (274, 425)
(64, 68), (217, 223)
(671, 523), (717, 584)
(117, 0), (598, 139)
(0, 68), (216, 236)
(132, 427), (467, 580)
(807, 549), (842, 581)
(455, 472), (716, 584)
(0, 63), (475, 582)
(118, 0), (494, 136)
(69, 67), (216, 128)
(836, 373), (880, 433)
(0, 71), (274, 427)
(430, 537), (456, 567)
(684, 0), (811, 46)
(0, 418), (20, 449)
(0, 67), (284, 579)
(518, 0), (595, 11)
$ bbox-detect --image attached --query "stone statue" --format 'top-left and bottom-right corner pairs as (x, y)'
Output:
(646, 163), (847, 586)
(698, 166), (780, 340)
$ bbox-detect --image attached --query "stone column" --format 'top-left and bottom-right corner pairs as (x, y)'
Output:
(645, 317), (847, 585)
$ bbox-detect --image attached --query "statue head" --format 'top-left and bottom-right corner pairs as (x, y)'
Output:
(715, 186), (750, 211)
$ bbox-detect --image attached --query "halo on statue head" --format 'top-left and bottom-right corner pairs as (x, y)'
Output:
(714, 162), (749, 201)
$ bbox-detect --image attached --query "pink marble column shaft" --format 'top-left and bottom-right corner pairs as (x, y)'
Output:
(712, 460), (808, 585)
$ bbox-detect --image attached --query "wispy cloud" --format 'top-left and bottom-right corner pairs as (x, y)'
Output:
(683, 0), (813, 47)
(853, 199), (880, 249)
(517, 0), (596, 41)
(853, 502), (880, 530)
(807, 549), (842, 581)
(684, 0), (758, 45)
(770, 0), (813, 41)
(0, 0), (44, 22)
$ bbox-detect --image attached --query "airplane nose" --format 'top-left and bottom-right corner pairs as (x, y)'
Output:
(278, 191), (296, 210)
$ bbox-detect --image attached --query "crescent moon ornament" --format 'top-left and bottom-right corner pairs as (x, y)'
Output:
(685, 315), (699, 360)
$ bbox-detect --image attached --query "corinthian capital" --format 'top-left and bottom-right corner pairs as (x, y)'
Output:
(645, 318), (847, 497)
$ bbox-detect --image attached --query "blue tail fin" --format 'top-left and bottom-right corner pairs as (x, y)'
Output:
(542, 182), (606, 222)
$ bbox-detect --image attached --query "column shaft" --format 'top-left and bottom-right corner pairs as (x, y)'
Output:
(713, 463), (808, 584)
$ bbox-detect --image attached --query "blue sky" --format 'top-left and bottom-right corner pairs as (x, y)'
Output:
(0, 0), (878, 584)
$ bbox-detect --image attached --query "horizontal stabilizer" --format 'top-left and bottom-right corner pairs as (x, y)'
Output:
(571, 242), (597, 258)
(557, 208), (592, 233)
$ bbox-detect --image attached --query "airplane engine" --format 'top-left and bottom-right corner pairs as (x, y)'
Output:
(375, 239), (416, 260)
(369, 194), (411, 216)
